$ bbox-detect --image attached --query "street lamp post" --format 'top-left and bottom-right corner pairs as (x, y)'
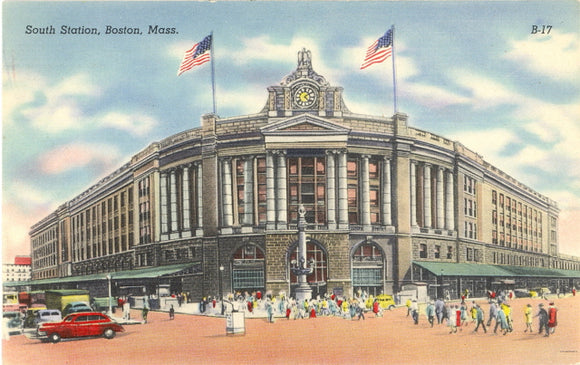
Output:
(219, 265), (224, 315)
(106, 274), (113, 317)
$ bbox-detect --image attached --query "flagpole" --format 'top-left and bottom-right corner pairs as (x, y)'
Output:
(391, 25), (398, 115)
(210, 31), (217, 115)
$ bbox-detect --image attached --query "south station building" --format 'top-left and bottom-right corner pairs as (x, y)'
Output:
(24, 49), (580, 301)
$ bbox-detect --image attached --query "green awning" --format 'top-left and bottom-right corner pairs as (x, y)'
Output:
(414, 261), (580, 278)
(4, 262), (200, 287)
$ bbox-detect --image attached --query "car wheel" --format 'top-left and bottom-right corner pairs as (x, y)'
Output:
(103, 328), (116, 339)
(388, 305), (395, 310)
(49, 332), (61, 343)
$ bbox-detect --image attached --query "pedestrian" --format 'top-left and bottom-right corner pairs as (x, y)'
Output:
(501, 302), (513, 332)
(447, 305), (456, 333)
(487, 300), (498, 327)
(535, 303), (549, 336)
(469, 301), (478, 326)
(372, 299), (382, 318)
(266, 299), (274, 323)
(547, 302), (558, 336)
(406, 298), (412, 317)
(524, 304), (533, 333)
(142, 305), (149, 324)
(410, 299), (419, 325)
(435, 298), (444, 324)
(426, 301), (435, 327)
(200, 297), (206, 313)
(356, 300), (365, 321)
(169, 304), (175, 320)
(473, 304), (487, 333)
(122, 299), (131, 321)
(496, 307), (509, 335)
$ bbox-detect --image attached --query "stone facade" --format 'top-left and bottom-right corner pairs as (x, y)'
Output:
(27, 49), (580, 301)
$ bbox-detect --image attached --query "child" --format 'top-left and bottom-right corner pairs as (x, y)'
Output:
(169, 304), (175, 320)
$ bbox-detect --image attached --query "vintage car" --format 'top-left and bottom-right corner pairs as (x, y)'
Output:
(62, 301), (93, 316)
(23, 305), (50, 328)
(36, 312), (124, 343)
(3, 311), (23, 336)
(375, 294), (396, 310)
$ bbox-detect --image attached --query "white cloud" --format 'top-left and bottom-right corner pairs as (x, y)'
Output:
(2, 71), (47, 125)
(99, 111), (158, 136)
(401, 82), (471, 109)
(4, 71), (101, 133)
(504, 31), (580, 82)
(38, 142), (122, 175)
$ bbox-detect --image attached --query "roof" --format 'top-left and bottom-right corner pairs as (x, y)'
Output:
(4, 262), (200, 287)
(414, 261), (580, 278)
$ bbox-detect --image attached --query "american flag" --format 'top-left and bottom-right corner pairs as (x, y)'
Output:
(360, 29), (393, 70)
(177, 34), (212, 76)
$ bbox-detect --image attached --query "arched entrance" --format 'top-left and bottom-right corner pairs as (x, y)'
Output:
(288, 239), (328, 298)
(232, 244), (265, 295)
(351, 241), (385, 296)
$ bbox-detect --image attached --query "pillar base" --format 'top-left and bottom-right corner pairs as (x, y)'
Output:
(295, 284), (312, 301)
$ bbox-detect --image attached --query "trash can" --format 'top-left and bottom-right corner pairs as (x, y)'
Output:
(226, 311), (245, 335)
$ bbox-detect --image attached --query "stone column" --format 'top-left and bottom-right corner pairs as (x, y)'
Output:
(266, 152), (276, 229)
(445, 170), (455, 230)
(196, 163), (204, 234)
(382, 158), (392, 226)
(337, 150), (349, 229)
(423, 164), (432, 228)
(170, 170), (178, 232)
(361, 155), (371, 229)
(182, 166), (191, 231)
(437, 167), (445, 229)
(276, 152), (287, 229)
(326, 151), (337, 229)
(243, 156), (254, 226)
(222, 158), (234, 228)
(160, 172), (168, 234)
(410, 161), (417, 227)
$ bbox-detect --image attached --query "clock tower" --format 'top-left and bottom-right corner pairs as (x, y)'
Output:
(266, 48), (348, 118)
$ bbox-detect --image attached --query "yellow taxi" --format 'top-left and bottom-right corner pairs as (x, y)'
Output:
(375, 294), (396, 310)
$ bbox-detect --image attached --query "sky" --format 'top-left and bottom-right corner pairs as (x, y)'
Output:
(2, 1), (579, 262)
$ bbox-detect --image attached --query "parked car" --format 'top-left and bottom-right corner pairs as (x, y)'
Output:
(36, 312), (124, 343)
(62, 301), (93, 316)
(375, 294), (396, 310)
(3, 311), (23, 335)
(23, 305), (49, 328)
(530, 287), (551, 298)
(36, 309), (62, 325)
(514, 288), (531, 298)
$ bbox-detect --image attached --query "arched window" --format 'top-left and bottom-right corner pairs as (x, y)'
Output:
(232, 245), (265, 294)
(288, 240), (327, 297)
(351, 242), (385, 296)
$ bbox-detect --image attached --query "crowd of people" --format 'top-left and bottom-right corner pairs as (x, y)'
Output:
(159, 288), (562, 339)
(404, 291), (560, 337)
(196, 290), (387, 322)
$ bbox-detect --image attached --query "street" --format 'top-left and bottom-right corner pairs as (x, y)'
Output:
(3, 295), (579, 365)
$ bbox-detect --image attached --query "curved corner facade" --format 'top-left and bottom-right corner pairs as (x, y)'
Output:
(28, 50), (579, 300)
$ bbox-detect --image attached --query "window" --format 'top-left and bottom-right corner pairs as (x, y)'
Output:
(419, 244), (427, 258)
(447, 246), (453, 259)
(288, 156), (326, 225)
(466, 247), (473, 261)
(434, 245), (441, 259)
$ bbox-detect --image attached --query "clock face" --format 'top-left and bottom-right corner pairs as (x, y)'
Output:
(293, 84), (317, 108)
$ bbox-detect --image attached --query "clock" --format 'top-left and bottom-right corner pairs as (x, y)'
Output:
(293, 83), (318, 108)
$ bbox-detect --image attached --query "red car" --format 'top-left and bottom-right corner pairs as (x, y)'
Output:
(36, 312), (124, 343)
